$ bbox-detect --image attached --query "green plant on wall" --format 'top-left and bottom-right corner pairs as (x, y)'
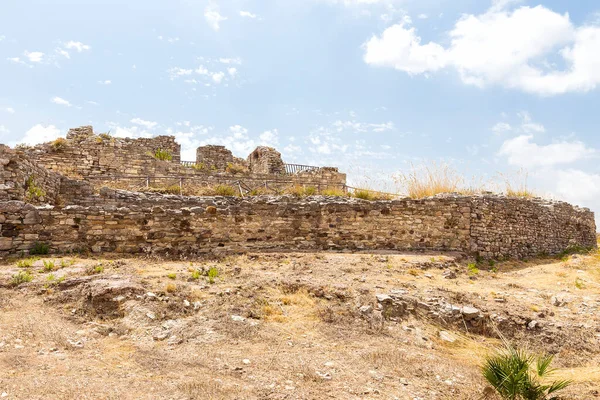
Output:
(25, 176), (46, 202)
(154, 148), (173, 161)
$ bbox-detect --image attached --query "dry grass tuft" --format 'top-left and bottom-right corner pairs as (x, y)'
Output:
(394, 162), (476, 199)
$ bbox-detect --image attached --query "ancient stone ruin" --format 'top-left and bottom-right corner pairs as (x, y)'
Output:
(0, 126), (596, 258)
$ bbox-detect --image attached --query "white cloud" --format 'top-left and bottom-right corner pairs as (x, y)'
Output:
(518, 112), (545, 133)
(168, 67), (193, 80)
(332, 120), (395, 133)
(7, 57), (25, 65)
(18, 124), (61, 145)
(3, 107), (15, 114)
(24, 51), (44, 63)
(227, 67), (237, 77)
(205, 4), (227, 31)
(130, 118), (158, 130)
(64, 41), (90, 52)
(492, 122), (512, 133)
(200, 125), (257, 156)
(98, 80), (112, 85)
(0, 125), (9, 134)
(324, 0), (399, 5)
(259, 129), (279, 146)
(555, 169), (600, 208)
(0, 35), (5, 42)
(51, 97), (72, 107)
(418, 14), (428, 19)
(240, 11), (258, 19)
(212, 72), (225, 84)
(219, 58), (242, 65)
(109, 125), (153, 139)
(498, 135), (595, 167)
(56, 49), (70, 59)
(363, 24), (447, 74)
(364, 3), (600, 95)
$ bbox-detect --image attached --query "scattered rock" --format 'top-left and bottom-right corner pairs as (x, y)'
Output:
(439, 331), (457, 343)
(443, 269), (457, 279)
(461, 306), (481, 321)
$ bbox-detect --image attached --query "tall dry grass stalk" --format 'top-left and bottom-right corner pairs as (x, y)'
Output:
(393, 163), (535, 199)
(394, 162), (477, 199)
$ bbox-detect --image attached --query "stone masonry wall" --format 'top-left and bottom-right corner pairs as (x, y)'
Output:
(196, 145), (235, 171)
(25, 126), (181, 178)
(0, 190), (595, 258)
(470, 197), (597, 259)
(24, 126), (346, 193)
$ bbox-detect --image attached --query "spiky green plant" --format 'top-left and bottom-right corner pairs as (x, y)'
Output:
(482, 345), (571, 400)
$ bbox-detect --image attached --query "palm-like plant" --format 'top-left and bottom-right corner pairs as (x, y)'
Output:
(482, 345), (571, 400)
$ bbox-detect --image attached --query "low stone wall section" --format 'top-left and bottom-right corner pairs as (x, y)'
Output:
(0, 190), (595, 258)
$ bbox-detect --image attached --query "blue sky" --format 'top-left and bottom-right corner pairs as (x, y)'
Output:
(1, 0), (599, 222)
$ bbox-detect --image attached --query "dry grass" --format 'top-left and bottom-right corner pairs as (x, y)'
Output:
(394, 162), (472, 199)
(393, 162), (536, 199)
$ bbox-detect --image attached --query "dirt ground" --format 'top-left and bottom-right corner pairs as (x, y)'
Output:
(1, 249), (599, 399)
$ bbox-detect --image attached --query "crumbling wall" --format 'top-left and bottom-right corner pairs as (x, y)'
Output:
(0, 190), (595, 258)
(248, 147), (285, 174)
(196, 145), (234, 171)
(23, 126), (346, 192)
(24, 126), (181, 178)
(0, 145), (93, 206)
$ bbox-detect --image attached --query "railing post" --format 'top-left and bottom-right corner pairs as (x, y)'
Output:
(179, 178), (183, 195)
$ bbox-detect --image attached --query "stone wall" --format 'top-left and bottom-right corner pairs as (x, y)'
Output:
(196, 145), (235, 171)
(23, 126), (346, 193)
(0, 145), (92, 206)
(25, 126), (181, 178)
(248, 147), (285, 174)
(0, 190), (595, 258)
(470, 197), (597, 259)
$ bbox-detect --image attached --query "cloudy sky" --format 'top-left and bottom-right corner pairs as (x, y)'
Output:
(1, 0), (599, 221)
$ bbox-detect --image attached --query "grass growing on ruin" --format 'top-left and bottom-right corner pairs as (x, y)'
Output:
(154, 148), (173, 161)
(213, 185), (237, 196)
(226, 162), (247, 174)
(30, 242), (49, 255)
(11, 270), (33, 286)
(393, 162), (536, 199)
(25, 176), (46, 202)
(50, 137), (67, 152)
(286, 185), (317, 197)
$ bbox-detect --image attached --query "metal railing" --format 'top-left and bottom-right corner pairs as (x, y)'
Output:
(180, 161), (322, 175)
(284, 163), (321, 175)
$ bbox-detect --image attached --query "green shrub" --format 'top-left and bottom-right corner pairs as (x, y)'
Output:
(25, 176), (46, 202)
(191, 163), (206, 171)
(213, 185), (237, 196)
(167, 273), (177, 280)
(191, 270), (201, 280)
(482, 344), (571, 400)
(16, 258), (37, 268)
(42, 260), (55, 272)
(30, 242), (49, 255)
(154, 148), (173, 161)
(207, 267), (219, 284)
(11, 271), (33, 286)
(467, 263), (479, 275)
